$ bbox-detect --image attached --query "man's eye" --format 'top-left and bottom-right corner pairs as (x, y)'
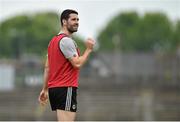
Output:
(72, 18), (79, 21)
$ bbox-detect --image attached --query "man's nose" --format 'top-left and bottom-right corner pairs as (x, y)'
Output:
(75, 21), (79, 25)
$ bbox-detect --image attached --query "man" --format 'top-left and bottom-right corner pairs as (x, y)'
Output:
(38, 9), (95, 121)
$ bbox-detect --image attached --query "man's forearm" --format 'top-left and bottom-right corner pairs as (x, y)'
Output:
(42, 67), (49, 90)
(70, 48), (92, 68)
(42, 58), (49, 90)
(78, 48), (92, 67)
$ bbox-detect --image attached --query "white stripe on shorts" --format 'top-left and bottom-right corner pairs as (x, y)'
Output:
(65, 87), (72, 111)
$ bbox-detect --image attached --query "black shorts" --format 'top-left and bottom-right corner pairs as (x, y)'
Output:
(48, 87), (77, 112)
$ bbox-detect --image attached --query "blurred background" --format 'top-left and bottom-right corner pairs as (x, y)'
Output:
(0, 0), (180, 121)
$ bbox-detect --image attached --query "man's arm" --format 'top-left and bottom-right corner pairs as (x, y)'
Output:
(42, 56), (49, 90)
(69, 38), (95, 68)
(38, 56), (49, 105)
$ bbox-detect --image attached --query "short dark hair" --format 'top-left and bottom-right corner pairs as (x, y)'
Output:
(60, 9), (78, 26)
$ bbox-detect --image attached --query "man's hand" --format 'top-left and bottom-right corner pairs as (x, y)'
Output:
(38, 89), (48, 106)
(85, 38), (95, 50)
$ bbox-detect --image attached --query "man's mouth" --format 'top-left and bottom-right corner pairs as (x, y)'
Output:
(74, 24), (79, 27)
(74, 26), (78, 28)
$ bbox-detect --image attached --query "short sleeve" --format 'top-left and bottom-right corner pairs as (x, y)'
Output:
(59, 37), (78, 59)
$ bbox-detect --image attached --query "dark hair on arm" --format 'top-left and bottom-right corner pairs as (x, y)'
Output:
(60, 9), (78, 26)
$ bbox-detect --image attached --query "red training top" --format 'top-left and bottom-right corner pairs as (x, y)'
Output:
(47, 33), (80, 88)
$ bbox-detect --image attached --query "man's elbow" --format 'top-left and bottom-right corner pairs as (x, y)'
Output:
(72, 63), (82, 69)
(44, 65), (49, 70)
(70, 57), (83, 69)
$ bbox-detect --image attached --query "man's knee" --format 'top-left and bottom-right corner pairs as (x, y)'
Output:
(56, 109), (76, 121)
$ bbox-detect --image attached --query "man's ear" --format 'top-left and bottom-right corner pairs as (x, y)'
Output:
(62, 19), (67, 25)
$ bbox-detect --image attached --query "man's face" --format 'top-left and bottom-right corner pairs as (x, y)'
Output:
(65, 13), (79, 33)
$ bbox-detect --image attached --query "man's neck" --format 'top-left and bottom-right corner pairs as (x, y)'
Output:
(61, 28), (72, 37)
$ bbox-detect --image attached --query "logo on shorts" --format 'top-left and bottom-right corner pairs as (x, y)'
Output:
(72, 104), (76, 110)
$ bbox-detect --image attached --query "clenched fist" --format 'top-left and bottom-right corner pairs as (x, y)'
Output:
(85, 38), (95, 50)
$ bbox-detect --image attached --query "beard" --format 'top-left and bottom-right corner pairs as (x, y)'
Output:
(67, 24), (78, 33)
